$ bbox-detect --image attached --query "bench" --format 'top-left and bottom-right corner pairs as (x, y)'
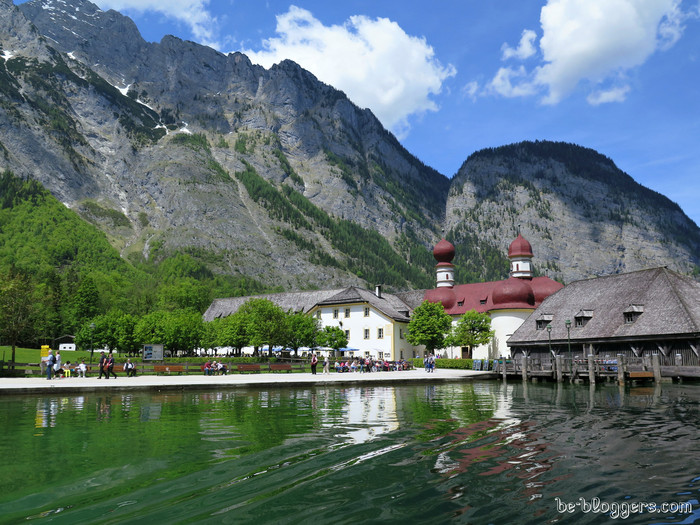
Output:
(236, 364), (261, 373)
(153, 365), (185, 375)
(270, 364), (293, 373)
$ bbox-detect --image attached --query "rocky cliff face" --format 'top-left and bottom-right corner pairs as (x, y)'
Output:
(446, 142), (700, 282)
(1, 0), (698, 290)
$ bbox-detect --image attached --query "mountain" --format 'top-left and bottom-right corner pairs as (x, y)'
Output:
(1, 0), (699, 293)
(447, 141), (700, 282)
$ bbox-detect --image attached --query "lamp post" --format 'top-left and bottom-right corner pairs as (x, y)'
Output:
(565, 319), (572, 373)
(546, 324), (553, 356)
(89, 322), (96, 364)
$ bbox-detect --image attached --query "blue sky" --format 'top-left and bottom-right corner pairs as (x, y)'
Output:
(17, 0), (700, 226)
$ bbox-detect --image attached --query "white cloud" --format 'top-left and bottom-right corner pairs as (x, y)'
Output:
(488, 66), (538, 98)
(489, 0), (689, 105)
(586, 85), (631, 105)
(501, 29), (538, 60)
(94, 0), (220, 48)
(240, 6), (456, 138)
(461, 81), (479, 101)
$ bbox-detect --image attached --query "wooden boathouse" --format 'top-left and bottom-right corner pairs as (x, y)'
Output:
(505, 267), (700, 384)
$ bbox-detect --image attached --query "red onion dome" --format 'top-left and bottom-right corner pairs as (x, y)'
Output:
(424, 287), (456, 310)
(508, 234), (534, 258)
(492, 277), (535, 308)
(433, 239), (455, 263)
(531, 277), (564, 304)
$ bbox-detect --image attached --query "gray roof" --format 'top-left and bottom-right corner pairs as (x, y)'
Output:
(203, 286), (416, 323)
(508, 267), (700, 346)
(203, 289), (346, 322)
(316, 286), (414, 321)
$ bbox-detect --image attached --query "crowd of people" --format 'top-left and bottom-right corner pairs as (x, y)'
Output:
(324, 356), (412, 374)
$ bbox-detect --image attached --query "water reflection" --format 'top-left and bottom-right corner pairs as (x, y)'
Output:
(2, 381), (698, 524)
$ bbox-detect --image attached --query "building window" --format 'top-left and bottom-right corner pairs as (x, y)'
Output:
(364, 329), (370, 339)
(399, 329), (404, 339)
(315, 311), (321, 319)
(333, 309), (338, 319)
(575, 317), (587, 327)
(364, 307), (370, 317)
(377, 328), (384, 339)
(345, 308), (350, 318)
(536, 320), (550, 330)
(345, 330), (350, 339)
(624, 312), (638, 324)
(457, 300), (464, 307)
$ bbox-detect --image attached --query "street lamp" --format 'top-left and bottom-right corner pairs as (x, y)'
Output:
(546, 323), (553, 356)
(565, 319), (572, 373)
(89, 322), (96, 364)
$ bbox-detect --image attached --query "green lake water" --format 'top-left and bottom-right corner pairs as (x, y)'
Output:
(0, 381), (698, 524)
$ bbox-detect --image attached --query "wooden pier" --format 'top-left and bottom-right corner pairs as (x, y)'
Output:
(489, 354), (700, 384)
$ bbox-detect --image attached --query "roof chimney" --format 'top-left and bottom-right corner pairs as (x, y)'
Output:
(375, 285), (382, 298)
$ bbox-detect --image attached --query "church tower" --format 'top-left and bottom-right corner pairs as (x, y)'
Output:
(508, 233), (534, 279)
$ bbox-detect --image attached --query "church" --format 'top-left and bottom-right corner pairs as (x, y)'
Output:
(423, 234), (563, 359)
(203, 232), (563, 361)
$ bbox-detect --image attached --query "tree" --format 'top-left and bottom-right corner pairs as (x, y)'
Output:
(237, 298), (286, 357)
(449, 310), (495, 357)
(407, 301), (453, 354)
(217, 312), (250, 355)
(284, 312), (319, 355)
(71, 275), (100, 331)
(316, 326), (348, 356)
(0, 272), (36, 365)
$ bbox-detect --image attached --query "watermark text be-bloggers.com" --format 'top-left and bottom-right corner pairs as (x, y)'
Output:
(555, 497), (694, 520)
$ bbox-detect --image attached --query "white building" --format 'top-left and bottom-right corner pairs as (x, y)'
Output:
(203, 286), (420, 360)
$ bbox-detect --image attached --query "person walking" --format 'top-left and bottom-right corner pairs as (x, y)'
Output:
(46, 349), (56, 380)
(323, 355), (329, 374)
(106, 353), (118, 379)
(310, 352), (318, 375)
(98, 352), (107, 379)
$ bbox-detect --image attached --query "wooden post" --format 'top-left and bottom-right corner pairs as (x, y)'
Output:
(617, 355), (625, 385)
(588, 354), (596, 384)
(555, 355), (563, 383)
(521, 355), (528, 381)
(652, 353), (661, 383)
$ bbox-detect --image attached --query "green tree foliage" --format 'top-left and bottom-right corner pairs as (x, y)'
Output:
(316, 326), (348, 353)
(448, 310), (495, 353)
(237, 298), (286, 356)
(133, 309), (203, 355)
(0, 271), (37, 364)
(70, 274), (100, 331)
(216, 312), (250, 355)
(407, 301), (453, 353)
(75, 310), (139, 355)
(284, 312), (319, 355)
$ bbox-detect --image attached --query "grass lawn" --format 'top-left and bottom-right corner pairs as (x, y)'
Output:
(0, 346), (93, 363)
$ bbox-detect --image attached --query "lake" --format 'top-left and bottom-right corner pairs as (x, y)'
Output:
(0, 380), (697, 524)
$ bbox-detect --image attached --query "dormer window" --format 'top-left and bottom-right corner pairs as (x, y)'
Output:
(457, 300), (464, 307)
(574, 310), (593, 328)
(536, 314), (554, 330)
(623, 304), (644, 324)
